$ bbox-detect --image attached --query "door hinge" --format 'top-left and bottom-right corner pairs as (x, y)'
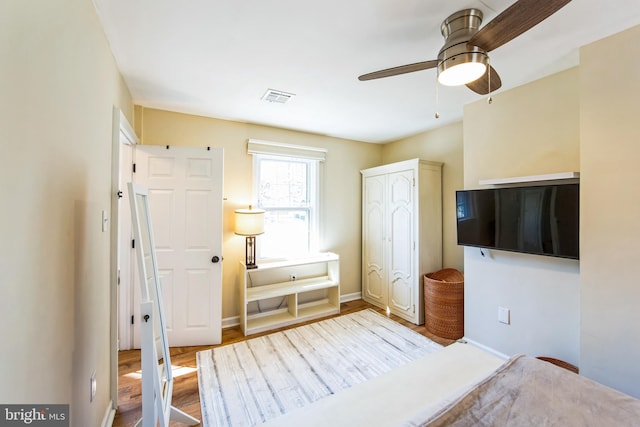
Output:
(132, 163), (136, 173)
(413, 177), (415, 187)
(117, 269), (121, 285)
(413, 304), (415, 314)
(131, 315), (134, 325)
(131, 239), (135, 249)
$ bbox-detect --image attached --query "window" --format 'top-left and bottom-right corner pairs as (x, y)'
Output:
(456, 191), (475, 221)
(254, 155), (319, 259)
(247, 139), (326, 259)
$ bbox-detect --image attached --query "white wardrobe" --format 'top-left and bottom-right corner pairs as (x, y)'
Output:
(361, 158), (443, 324)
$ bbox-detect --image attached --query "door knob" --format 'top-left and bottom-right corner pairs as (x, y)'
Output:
(211, 256), (221, 263)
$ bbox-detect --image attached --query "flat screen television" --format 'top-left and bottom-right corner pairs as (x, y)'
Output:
(456, 184), (579, 259)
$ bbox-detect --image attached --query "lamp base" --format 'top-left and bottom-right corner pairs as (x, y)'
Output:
(245, 236), (258, 269)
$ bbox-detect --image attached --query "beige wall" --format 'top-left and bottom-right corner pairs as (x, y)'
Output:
(460, 25), (640, 398)
(381, 121), (464, 271)
(136, 107), (382, 320)
(1, 0), (132, 425)
(579, 24), (640, 397)
(463, 68), (580, 185)
(462, 68), (581, 364)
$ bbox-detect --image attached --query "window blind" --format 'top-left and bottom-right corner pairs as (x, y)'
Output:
(247, 138), (327, 162)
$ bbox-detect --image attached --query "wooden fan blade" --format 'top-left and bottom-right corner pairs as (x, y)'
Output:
(469, 0), (572, 52)
(358, 60), (439, 81)
(466, 65), (502, 95)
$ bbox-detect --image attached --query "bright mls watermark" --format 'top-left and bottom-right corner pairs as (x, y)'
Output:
(0, 405), (69, 426)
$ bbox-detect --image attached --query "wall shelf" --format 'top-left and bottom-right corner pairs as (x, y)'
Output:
(239, 253), (340, 335)
(479, 172), (580, 186)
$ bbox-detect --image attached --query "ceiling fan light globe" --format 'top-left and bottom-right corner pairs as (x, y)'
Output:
(438, 61), (487, 86)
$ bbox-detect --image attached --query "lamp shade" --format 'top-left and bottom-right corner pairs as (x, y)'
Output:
(438, 60), (486, 86)
(437, 52), (488, 86)
(234, 207), (265, 236)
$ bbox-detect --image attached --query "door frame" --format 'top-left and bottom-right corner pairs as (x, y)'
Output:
(110, 107), (138, 410)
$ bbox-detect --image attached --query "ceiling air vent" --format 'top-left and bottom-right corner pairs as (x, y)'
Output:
(261, 89), (295, 104)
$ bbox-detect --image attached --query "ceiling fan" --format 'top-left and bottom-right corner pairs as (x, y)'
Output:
(358, 0), (572, 95)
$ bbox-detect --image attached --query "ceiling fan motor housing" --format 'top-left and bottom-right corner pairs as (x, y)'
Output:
(438, 9), (488, 82)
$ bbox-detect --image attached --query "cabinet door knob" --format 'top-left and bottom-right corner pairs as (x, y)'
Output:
(211, 256), (221, 263)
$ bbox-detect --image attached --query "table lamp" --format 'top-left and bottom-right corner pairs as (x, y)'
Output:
(234, 205), (265, 269)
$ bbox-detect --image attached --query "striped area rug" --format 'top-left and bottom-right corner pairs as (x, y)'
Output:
(196, 309), (442, 427)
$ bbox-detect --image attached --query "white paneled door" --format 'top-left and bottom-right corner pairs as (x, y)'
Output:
(133, 145), (223, 347)
(387, 169), (415, 318)
(362, 174), (387, 307)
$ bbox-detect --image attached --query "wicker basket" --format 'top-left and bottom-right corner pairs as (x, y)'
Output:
(424, 269), (464, 340)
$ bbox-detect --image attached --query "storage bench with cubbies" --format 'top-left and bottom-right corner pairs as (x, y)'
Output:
(239, 252), (340, 335)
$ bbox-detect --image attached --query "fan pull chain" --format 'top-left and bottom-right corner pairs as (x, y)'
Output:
(487, 58), (493, 105)
(435, 75), (440, 119)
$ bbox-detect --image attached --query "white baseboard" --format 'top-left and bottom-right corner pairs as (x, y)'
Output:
(101, 401), (115, 427)
(460, 337), (509, 360)
(222, 315), (240, 329)
(222, 293), (363, 329)
(340, 292), (362, 303)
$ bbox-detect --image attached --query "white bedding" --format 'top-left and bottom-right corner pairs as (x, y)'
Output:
(258, 342), (504, 427)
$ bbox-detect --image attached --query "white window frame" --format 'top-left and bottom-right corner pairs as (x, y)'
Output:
(253, 154), (320, 259)
(247, 139), (325, 260)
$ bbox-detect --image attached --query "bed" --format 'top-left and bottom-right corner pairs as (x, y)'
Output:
(258, 342), (640, 426)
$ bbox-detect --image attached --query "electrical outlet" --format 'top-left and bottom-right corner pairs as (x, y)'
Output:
(498, 307), (510, 324)
(90, 371), (97, 402)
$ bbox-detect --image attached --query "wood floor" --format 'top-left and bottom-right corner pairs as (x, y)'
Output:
(113, 299), (454, 427)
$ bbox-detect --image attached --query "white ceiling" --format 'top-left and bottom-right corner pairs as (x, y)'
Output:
(93, 0), (640, 143)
